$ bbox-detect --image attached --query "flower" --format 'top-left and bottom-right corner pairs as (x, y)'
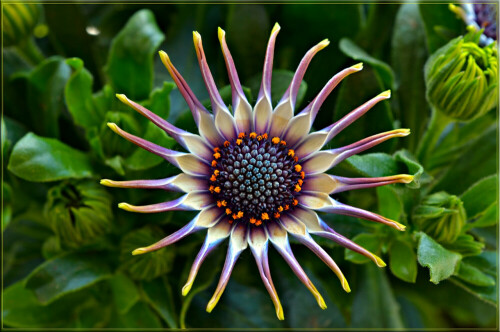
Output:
(424, 29), (498, 121)
(450, 3), (497, 45)
(101, 23), (413, 320)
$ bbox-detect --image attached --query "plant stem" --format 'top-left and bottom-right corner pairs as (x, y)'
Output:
(416, 107), (453, 169)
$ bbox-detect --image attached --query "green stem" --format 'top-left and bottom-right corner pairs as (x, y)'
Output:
(416, 107), (453, 169)
(15, 37), (44, 65)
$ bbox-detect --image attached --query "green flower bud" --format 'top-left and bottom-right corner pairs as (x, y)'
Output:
(414, 191), (467, 244)
(44, 180), (113, 248)
(424, 30), (498, 121)
(3, 3), (42, 47)
(120, 226), (175, 281)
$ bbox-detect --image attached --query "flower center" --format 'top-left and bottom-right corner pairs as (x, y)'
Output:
(209, 132), (304, 226)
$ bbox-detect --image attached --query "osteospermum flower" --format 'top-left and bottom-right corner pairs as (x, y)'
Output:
(101, 23), (413, 320)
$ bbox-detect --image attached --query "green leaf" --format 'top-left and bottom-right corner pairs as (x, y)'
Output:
(24, 252), (112, 304)
(461, 175), (498, 220)
(393, 149), (427, 188)
(339, 38), (394, 89)
(109, 273), (140, 315)
(105, 9), (165, 100)
(108, 301), (162, 328)
(391, 4), (430, 152)
(456, 261), (495, 287)
(443, 234), (484, 257)
(27, 56), (72, 138)
(377, 186), (403, 221)
(389, 240), (417, 283)
(3, 281), (82, 327)
(351, 264), (404, 328)
(8, 132), (93, 182)
(141, 277), (178, 328)
(345, 233), (381, 264)
(64, 58), (103, 130)
(417, 232), (461, 284)
(247, 69), (308, 107)
(143, 81), (176, 119)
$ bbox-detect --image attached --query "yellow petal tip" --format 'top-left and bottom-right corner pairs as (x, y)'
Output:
(182, 283), (192, 296)
(271, 22), (281, 34)
(107, 122), (119, 133)
(206, 300), (216, 313)
(115, 93), (128, 103)
(351, 62), (363, 70)
(276, 308), (285, 320)
(342, 278), (351, 293)
(400, 174), (415, 183)
(118, 202), (133, 211)
(132, 247), (148, 256)
(395, 221), (406, 231)
(318, 38), (330, 49)
(100, 179), (112, 186)
(374, 255), (387, 267)
(217, 27), (225, 41)
(379, 89), (391, 98)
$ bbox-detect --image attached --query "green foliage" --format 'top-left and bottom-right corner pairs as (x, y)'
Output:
(2, 3), (498, 330)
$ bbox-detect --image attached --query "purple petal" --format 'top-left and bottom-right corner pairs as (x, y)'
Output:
(182, 220), (232, 296)
(207, 222), (248, 312)
(100, 174), (207, 193)
(118, 191), (213, 213)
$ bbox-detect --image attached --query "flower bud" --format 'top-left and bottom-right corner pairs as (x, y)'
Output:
(44, 181), (113, 248)
(414, 192), (466, 244)
(120, 226), (175, 280)
(3, 3), (42, 47)
(424, 30), (498, 121)
(450, 3), (497, 45)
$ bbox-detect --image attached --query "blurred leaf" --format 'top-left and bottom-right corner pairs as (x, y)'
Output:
(389, 239), (417, 283)
(339, 38), (394, 89)
(461, 175), (498, 220)
(3, 280), (82, 327)
(443, 234), (484, 257)
(108, 301), (162, 328)
(27, 56), (72, 138)
(24, 252), (112, 304)
(351, 264), (404, 328)
(345, 233), (381, 264)
(417, 232), (461, 284)
(456, 261), (495, 287)
(2, 182), (13, 230)
(247, 69), (308, 106)
(109, 273), (140, 314)
(65, 58), (103, 130)
(391, 3), (429, 152)
(105, 9), (165, 100)
(8, 132), (93, 182)
(143, 81), (175, 119)
(419, 4), (464, 53)
(141, 277), (178, 328)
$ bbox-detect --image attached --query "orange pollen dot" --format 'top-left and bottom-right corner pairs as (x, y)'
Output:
(249, 218), (256, 224)
(274, 212), (281, 218)
(293, 199), (298, 206)
(228, 219), (234, 224)
(217, 201), (222, 207)
(214, 187), (221, 193)
(225, 208), (232, 215)
(280, 140), (286, 146)
(257, 135), (263, 141)
(221, 200), (227, 206)
(238, 132), (246, 138)
(300, 171), (305, 179)
(262, 133), (268, 139)
(272, 137), (280, 144)
(261, 212), (269, 220)
(210, 175), (217, 181)
(237, 211), (244, 218)
(294, 184), (302, 192)
(278, 206), (284, 212)
(213, 152), (221, 159)
(255, 220), (262, 226)
(211, 160), (217, 167)
(213, 147), (220, 153)
(236, 139), (242, 145)
(284, 205), (290, 210)
(288, 149), (295, 157)
(294, 156), (299, 162)
(295, 164), (302, 172)
(232, 214), (238, 219)
(209, 185), (215, 192)
(298, 179), (303, 186)
(224, 141), (230, 147)
(249, 132), (257, 138)
(214, 169), (220, 176)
